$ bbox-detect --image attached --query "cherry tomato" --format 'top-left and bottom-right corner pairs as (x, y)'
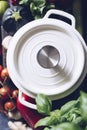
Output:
(0, 65), (3, 81)
(4, 101), (16, 111)
(0, 86), (11, 101)
(12, 89), (19, 100)
(1, 67), (9, 79)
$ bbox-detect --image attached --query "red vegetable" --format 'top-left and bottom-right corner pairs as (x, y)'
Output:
(0, 86), (11, 101)
(0, 65), (3, 82)
(4, 101), (16, 111)
(1, 67), (9, 79)
(12, 89), (19, 100)
(9, 0), (20, 5)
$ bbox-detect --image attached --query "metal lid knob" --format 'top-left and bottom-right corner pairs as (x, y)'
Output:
(37, 45), (60, 68)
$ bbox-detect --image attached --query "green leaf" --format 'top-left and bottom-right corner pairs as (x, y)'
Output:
(35, 116), (53, 128)
(50, 109), (61, 122)
(44, 128), (50, 130)
(80, 91), (87, 121)
(35, 115), (59, 128)
(46, 4), (55, 10)
(47, 122), (82, 130)
(61, 99), (79, 115)
(85, 126), (87, 130)
(19, 0), (30, 5)
(35, 109), (61, 128)
(36, 94), (52, 115)
(32, 0), (46, 7)
(30, 2), (45, 19)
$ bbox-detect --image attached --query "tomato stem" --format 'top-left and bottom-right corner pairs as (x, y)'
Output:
(3, 76), (8, 85)
(0, 81), (3, 86)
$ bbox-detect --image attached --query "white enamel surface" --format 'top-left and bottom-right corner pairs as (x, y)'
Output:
(44, 9), (75, 28)
(7, 18), (86, 101)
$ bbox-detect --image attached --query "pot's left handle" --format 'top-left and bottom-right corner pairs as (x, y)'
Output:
(19, 91), (37, 110)
(44, 9), (75, 28)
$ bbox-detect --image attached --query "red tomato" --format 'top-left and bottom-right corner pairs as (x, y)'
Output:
(4, 101), (16, 111)
(0, 65), (3, 81)
(0, 86), (11, 101)
(12, 89), (19, 100)
(1, 67), (9, 79)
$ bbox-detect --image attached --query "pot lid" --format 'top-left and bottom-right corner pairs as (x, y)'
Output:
(7, 18), (86, 99)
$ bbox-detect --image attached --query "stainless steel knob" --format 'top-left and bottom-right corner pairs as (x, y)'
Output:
(37, 45), (60, 68)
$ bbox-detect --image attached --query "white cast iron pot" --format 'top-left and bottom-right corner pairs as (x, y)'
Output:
(7, 9), (87, 110)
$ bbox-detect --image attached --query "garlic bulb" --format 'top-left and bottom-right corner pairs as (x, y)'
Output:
(8, 121), (32, 130)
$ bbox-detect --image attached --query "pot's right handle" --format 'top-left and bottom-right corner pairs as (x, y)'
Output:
(44, 9), (75, 28)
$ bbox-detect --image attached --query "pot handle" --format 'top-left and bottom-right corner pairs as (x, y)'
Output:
(19, 91), (37, 110)
(44, 9), (75, 28)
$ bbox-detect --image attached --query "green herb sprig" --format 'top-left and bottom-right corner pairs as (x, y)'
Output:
(19, 0), (55, 19)
(35, 91), (87, 130)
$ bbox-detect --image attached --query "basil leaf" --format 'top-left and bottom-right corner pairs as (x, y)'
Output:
(36, 94), (52, 115)
(61, 99), (79, 115)
(35, 115), (58, 128)
(35, 110), (61, 128)
(47, 122), (81, 130)
(80, 91), (87, 121)
(32, 0), (46, 7)
(85, 126), (87, 130)
(50, 109), (61, 119)
(19, 0), (31, 5)
(35, 116), (52, 128)
(30, 2), (45, 19)
(44, 128), (50, 130)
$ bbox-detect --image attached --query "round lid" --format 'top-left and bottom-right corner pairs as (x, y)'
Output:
(7, 18), (86, 100)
